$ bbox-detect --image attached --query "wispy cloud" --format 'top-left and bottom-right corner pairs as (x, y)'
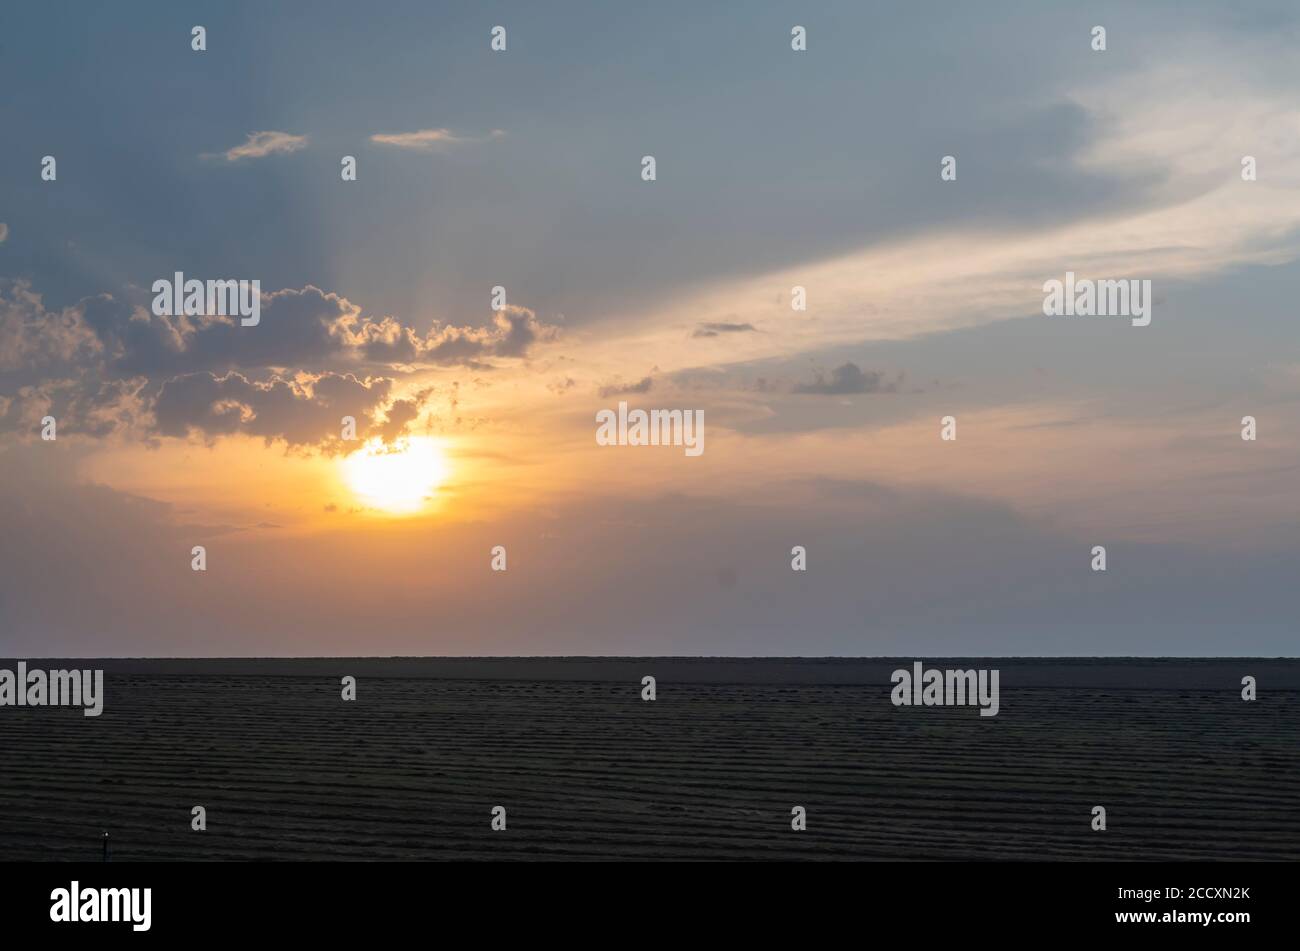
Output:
(693, 321), (756, 338)
(598, 377), (653, 398)
(206, 131), (309, 162)
(369, 128), (504, 150)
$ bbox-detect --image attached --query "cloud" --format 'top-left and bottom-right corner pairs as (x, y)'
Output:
(373, 389), (432, 443)
(208, 131), (308, 162)
(0, 375), (149, 440)
(351, 305), (556, 367)
(692, 321), (757, 338)
(793, 363), (899, 396)
(0, 280), (103, 373)
(153, 371), (399, 448)
(570, 38), (1300, 400)
(598, 377), (653, 398)
(369, 128), (504, 150)
(97, 285), (349, 378)
(0, 223), (8, 242)
(0, 280), (556, 446)
(4, 282), (556, 379)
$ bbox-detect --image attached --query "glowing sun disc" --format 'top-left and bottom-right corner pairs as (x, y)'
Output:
(342, 436), (449, 513)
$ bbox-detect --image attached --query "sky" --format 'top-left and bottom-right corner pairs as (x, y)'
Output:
(1, 1), (1299, 656)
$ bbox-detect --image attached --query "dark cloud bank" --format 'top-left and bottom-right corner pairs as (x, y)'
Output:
(0, 280), (556, 447)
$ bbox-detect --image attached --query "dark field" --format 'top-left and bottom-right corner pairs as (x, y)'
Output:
(1, 658), (1297, 861)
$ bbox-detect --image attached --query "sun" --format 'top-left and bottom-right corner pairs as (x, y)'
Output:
(341, 436), (450, 514)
